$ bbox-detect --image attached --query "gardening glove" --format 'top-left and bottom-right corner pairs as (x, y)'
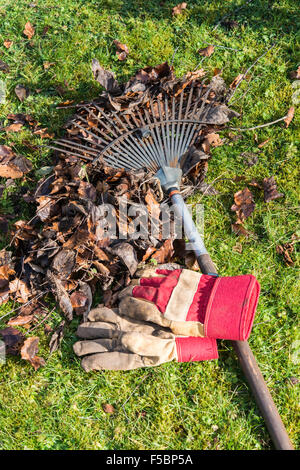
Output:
(73, 306), (218, 371)
(118, 267), (260, 341)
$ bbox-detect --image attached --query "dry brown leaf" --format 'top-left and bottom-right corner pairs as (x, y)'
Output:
(230, 74), (244, 89)
(284, 106), (295, 128)
(113, 40), (129, 61)
(33, 127), (54, 138)
(0, 327), (25, 355)
(276, 243), (295, 267)
(290, 66), (300, 80)
(15, 84), (29, 102)
(263, 177), (284, 203)
(23, 21), (35, 39)
(5, 123), (23, 133)
(231, 222), (253, 238)
(0, 60), (9, 73)
(43, 61), (55, 70)
(102, 403), (115, 414)
(172, 2), (187, 16)
(21, 337), (45, 370)
(9, 279), (30, 303)
(258, 138), (270, 148)
(231, 187), (255, 223)
(4, 40), (13, 49)
(8, 314), (34, 327)
(151, 240), (174, 264)
(198, 45), (214, 57)
(202, 132), (223, 153)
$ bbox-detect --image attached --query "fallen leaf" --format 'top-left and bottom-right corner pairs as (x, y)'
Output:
(5, 123), (23, 133)
(113, 40), (129, 61)
(0, 249), (15, 279)
(91, 59), (121, 95)
(23, 21), (35, 39)
(15, 84), (29, 102)
(290, 66), (300, 80)
(198, 45), (214, 57)
(257, 138), (270, 148)
(102, 403), (115, 414)
(202, 132), (223, 153)
(231, 222), (253, 238)
(4, 40), (13, 49)
(43, 61), (55, 70)
(109, 243), (138, 276)
(49, 320), (65, 353)
(231, 187), (255, 223)
(230, 74), (244, 89)
(0, 60), (9, 73)
(33, 127), (54, 139)
(9, 279), (30, 303)
(0, 327), (25, 355)
(172, 2), (187, 16)
(0, 147), (33, 179)
(263, 177), (284, 203)
(8, 314), (34, 327)
(151, 239), (174, 264)
(284, 106), (295, 127)
(21, 337), (45, 370)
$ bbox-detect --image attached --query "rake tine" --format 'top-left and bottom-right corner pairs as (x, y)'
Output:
(172, 90), (184, 165)
(149, 97), (166, 165)
(53, 139), (99, 156)
(47, 145), (94, 161)
(177, 86), (195, 158)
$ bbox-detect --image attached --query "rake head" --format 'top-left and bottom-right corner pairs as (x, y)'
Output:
(50, 84), (216, 179)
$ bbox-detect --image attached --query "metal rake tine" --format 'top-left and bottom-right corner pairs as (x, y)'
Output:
(170, 96), (176, 163)
(108, 111), (158, 170)
(173, 90), (184, 165)
(47, 145), (94, 161)
(149, 97), (166, 165)
(164, 95), (172, 166)
(177, 86), (195, 158)
(157, 98), (169, 165)
(53, 139), (99, 156)
(70, 118), (111, 148)
(144, 107), (164, 167)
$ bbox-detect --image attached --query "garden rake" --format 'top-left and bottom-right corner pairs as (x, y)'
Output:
(51, 84), (293, 450)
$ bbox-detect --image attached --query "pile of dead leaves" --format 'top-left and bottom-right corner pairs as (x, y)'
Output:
(0, 61), (248, 368)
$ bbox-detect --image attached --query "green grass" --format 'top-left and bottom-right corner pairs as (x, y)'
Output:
(0, 0), (299, 450)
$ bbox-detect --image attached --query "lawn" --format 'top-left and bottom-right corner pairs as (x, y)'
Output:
(0, 0), (299, 450)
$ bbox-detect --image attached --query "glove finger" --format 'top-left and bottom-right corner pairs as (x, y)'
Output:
(119, 296), (170, 329)
(77, 321), (116, 339)
(87, 306), (118, 322)
(80, 351), (148, 371)
(121, 332), (176, 361)
(73, 338), (116, 356)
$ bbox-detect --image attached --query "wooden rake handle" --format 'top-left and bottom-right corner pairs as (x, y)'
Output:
(170, 191), (294, 450)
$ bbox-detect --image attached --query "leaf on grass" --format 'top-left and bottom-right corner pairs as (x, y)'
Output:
(0, 60), (9, 73)
(198, 45), (214, 57)
(8, 314), (34, 327)
(91, 59), (121, 95)
(151, 239), (174, 264)
(102, 403), (115, 414)
(172, 3), (187, 16)
(276, 243), (295, 267)
(0, 327), (25, 355)
(4, 40), (13, 49)
(52, 250), (76, 279)
(284, 106), (294, 128)
(201, 132), (223, 153)
(230, 74), (244, 89)
(21, 337), (45, 370)
(290, 66), (300, 80)
(15, 84), (29, 102)
(231, 222), (253, 238)
(49, 320), (65, 353)
(23, 21), (35, 39)
(231, 187), (255, 222)
(43, 61), (55, 70)
(5, 123), (23, 133)
(33, 127), (54, 138)
(113, 40), (129, 61)
(263, 177), (284, 203)
(0, 146), (32, 179)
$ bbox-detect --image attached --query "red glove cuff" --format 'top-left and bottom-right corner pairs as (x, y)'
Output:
(175, 337), (218, 362)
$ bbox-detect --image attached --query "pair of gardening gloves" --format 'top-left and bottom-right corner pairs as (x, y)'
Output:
(73, 265), (260, 371)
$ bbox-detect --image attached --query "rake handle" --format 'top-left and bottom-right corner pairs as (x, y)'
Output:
(170, 191), (293, 450)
